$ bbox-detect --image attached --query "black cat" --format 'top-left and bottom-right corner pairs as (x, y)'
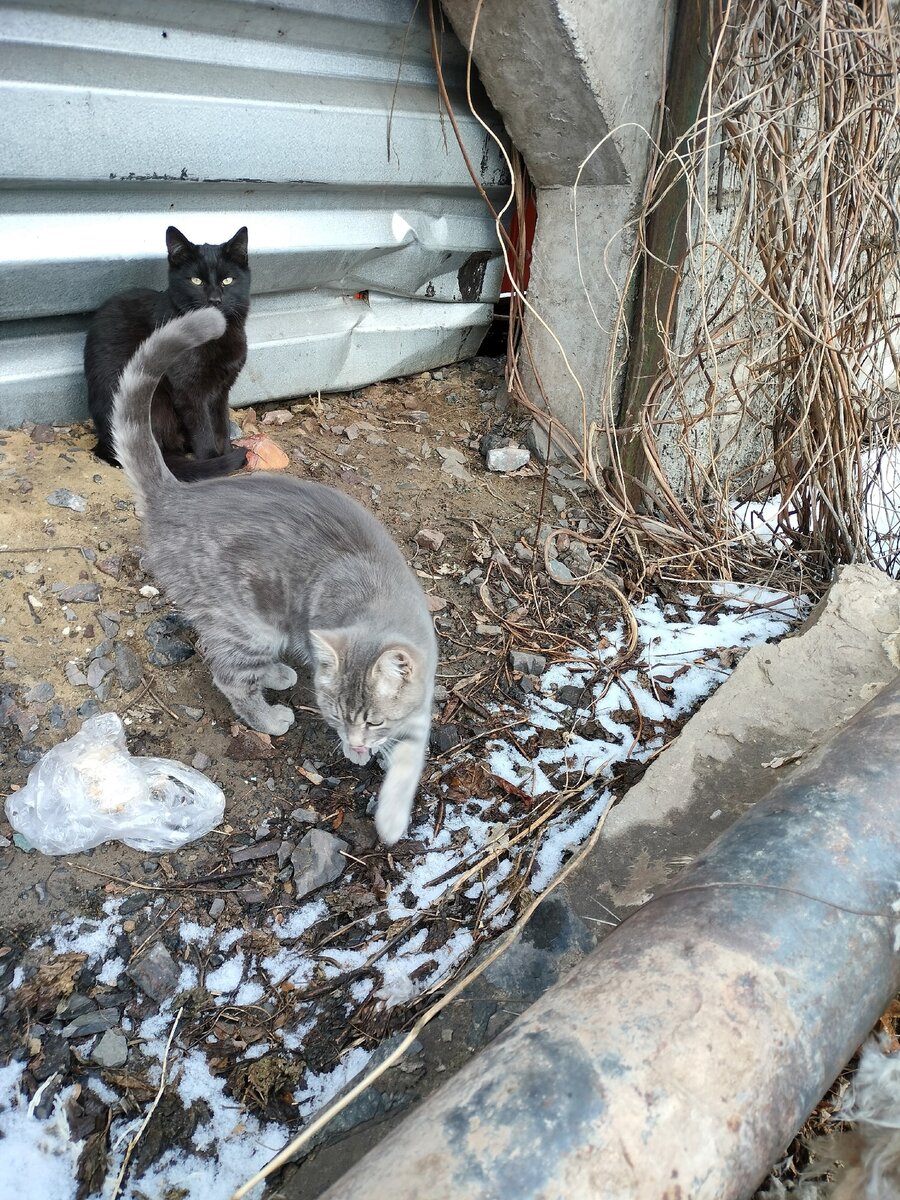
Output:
(84, 225), (251, 480)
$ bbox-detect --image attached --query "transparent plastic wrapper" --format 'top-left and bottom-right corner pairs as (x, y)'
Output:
(5, 713), (225, 854)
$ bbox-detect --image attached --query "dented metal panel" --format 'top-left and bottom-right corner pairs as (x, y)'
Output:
(0, 0), (507, 426)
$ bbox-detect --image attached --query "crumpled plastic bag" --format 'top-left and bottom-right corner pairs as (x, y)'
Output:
(5, 712), (225, 854)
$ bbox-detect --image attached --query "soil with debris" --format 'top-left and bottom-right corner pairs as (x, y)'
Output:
(2, 359), (885, 1200)
(0, 357), (634, 1196)
(0, 357), (554, 928)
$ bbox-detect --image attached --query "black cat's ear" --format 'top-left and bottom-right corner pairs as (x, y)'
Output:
(224, 226), (249, 268)
(166, 226), (194, 267)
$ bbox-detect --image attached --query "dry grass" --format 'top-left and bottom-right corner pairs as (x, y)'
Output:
(605, 0), (900, 589)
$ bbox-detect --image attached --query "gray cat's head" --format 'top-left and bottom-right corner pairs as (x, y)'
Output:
(310, 629), (430, 763)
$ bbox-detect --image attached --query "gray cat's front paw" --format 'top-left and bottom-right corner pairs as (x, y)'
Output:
(260, 663), (298, 690)
(255, 704), (295, 737)
(374, 795), (411, 846)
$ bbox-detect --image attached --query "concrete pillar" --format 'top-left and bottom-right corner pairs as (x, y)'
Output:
(441, 0), (670, 457)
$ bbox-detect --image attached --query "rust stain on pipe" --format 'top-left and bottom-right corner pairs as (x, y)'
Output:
(320, 676), (900, 1200)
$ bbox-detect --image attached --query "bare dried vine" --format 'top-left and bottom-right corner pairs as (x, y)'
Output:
(591, 0), (900, 586)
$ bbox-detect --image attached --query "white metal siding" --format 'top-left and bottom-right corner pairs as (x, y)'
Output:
(0, 0), (507, 424)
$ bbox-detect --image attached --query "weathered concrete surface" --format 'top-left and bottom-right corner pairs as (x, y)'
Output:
(441, 0), (670, 454)
(564, 564), (900, 923)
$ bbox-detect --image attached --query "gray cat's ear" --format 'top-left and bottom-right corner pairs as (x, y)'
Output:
(224, 226), (249, 268)
(166, 226), (194, 267)
(373, 645), (418, 688)
(309, 630), (344, 675)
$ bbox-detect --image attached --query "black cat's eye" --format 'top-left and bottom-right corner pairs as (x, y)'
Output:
(366, 719), (385, 728)
(222, 277), (234, 286)
(190, 277), (202, 285)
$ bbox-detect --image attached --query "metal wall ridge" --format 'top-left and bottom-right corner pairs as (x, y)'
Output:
(0, 0), (506, 425)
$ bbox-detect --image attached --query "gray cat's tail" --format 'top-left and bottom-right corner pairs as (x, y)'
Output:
(111, 307), (228, 504)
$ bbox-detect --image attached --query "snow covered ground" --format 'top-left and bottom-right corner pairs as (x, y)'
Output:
(0, 583), (805, 1200)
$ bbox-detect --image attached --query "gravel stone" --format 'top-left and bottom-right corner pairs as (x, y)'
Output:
(52, 582), (100, 603)
(291, 828), (349, 900)
(509, 650), (547, 676)
(92, 1029), (128, 1068)
(486, 446), (530, 473)
(126, 942), (181, 1003)
(46, 489), (87, 512)
(114, 642), (142, 692)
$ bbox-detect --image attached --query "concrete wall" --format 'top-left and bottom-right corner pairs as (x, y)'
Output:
(441, 0), (670, 459)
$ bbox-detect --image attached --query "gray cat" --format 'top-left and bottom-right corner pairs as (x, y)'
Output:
(112, 307), (437, 845)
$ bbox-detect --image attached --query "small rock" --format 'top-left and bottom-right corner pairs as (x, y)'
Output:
(291, 807), (318, 824)
(92, 1029), (128, 1068)
(239, 886), (267, 905)
(228, 418), (242, 440)
(93, 677), (113, 702)
(261, 409), (293, 426)
(0, 835), (10, 848)
(557, 684), (586, 708)
(139, 584), (159, 598)
(114, 642), (142, 692)
(513, 543), (534, 563)
(431, 724), (461, 754)
(192, 751), (212, 771)
(547, 559), (576, 585)
(509, 650), (547, 676)
(77, 699), (99, 719)
(96, 557), (122, 580)
(30, 424), (56, 444)
(478, 430), (508, 457)
(16, 748), (42, 766)
(86, 657), (113, 689)
(415, 529), (445, 553)
(425, 594), (447, 613)
(24, 681), (54, 704)
(98, 612), (120, 637)
(476, 624), (502, 637)
(146, 631), (193, 667)
(52, 582), (100, 603)
(88, 639), (114, 662)
(126, 942), (180, 1003)
(435, 446), (471, 481)
(13, 833), (35, 852)
(486, 446), (530, 473)
(277, 840), (295, 869)
(46, 489), (87, 513)
(291, 828), (349, 900)
(180, 706), (203, 721)
(56, 994), (95, 1021)
(230, 839), (281, 864)
(119, 893), (147, 917)
(61, 1009), (118, 1039)
(208, 897), (225, 918)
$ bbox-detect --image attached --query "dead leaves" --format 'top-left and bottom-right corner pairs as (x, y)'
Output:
(233, 435), (290, 471)
(17, 951), (87, 1017)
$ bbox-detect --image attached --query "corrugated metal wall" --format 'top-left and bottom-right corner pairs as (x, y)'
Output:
(0, 0), (508, 426)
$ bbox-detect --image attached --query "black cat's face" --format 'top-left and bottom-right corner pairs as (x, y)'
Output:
(165, 226), (251, 320)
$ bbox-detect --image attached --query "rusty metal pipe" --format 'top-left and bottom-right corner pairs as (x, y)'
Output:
(320, 676), (900, 1200)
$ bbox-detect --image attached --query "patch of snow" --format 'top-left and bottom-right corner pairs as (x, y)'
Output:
(206, 956), (245, 997)
(0, 1062), (82, 1200)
